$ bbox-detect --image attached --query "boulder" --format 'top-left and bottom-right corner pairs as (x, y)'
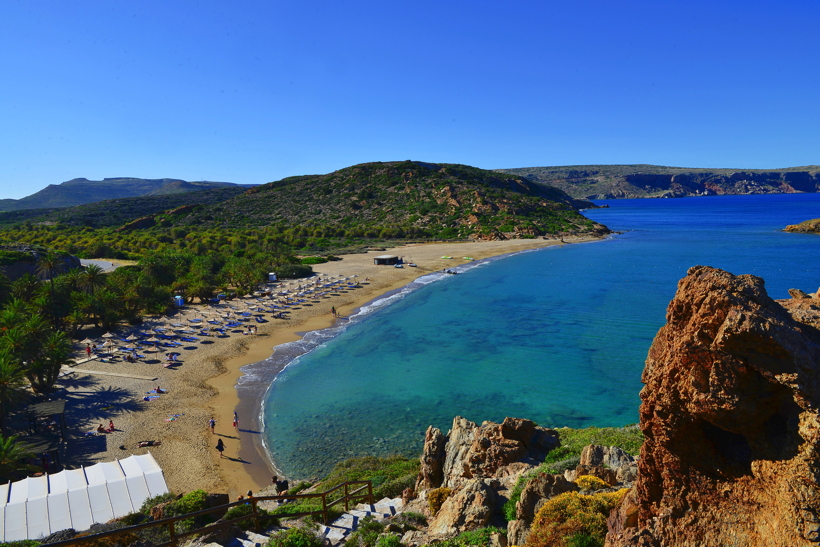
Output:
(789, 288), (811, 299)
(516, 473), (578, 522)
(573, 464), (617, 486)
(579, 444), (635, 471)
(606, 266), (820, 547)
(507, 519), (530, 546)
(427, 479), (497, 537)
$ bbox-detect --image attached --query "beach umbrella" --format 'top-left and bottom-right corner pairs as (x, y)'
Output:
(147, 336), (160, 342)
(102, 332), (115, 338)
(126, 334), (139, 341)
(80, 338), (94, 345)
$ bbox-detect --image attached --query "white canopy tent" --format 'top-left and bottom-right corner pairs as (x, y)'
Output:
(0, 453), (168, 542)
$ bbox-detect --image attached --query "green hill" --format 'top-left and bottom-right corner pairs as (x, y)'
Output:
(497, 164), (820, 199)
(172, 161), (609, 239)
(0, 177), (249, 211)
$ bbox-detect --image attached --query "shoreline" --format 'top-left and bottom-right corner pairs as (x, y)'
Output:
(60, 236), (602, 499)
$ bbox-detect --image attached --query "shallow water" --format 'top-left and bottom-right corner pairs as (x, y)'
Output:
(251, 193), (820, 479)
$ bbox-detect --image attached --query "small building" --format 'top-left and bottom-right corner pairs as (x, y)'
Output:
(373, 255), (400, 265)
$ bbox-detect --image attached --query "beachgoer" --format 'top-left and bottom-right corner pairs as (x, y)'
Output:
(92, 344), (98, 354)
(331, 306), (336, 317)
(137, 440), (161, 447)
(233, 411), (238, 430)
(86, 345), (91, 358)
(209, 417), (216, 433)
(96, 424), (106, 434)
(276, 479), (289, 495)
(156, 386), (165, 393)
(216, 438), (225, 458)
(107, 420), (115, 433)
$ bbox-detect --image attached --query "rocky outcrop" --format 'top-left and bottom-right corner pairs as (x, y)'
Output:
(419, 417), (559, 491)
(427, 479), (498, 537)
(606, 266), (820, 547)
(784, 218), (820, 234)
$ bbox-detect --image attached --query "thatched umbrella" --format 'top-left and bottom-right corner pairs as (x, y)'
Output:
(126, 334), (139, 341)
(102, 332), (115, 339)
(80, 338), (94, 345)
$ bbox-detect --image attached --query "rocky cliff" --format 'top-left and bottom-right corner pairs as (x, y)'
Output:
(498, 165), (820, 199)
(607, 266), (820, 547)
(784, 218), (820, 234)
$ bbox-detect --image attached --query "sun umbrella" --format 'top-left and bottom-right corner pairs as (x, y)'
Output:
(80, 338), (94, 345)
(126, 334), (139, 341)
(102, 332), (115, 338)
(147, 336), (160, 343)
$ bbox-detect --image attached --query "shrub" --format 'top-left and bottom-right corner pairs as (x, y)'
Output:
(222, 503), (279, 530)
(575, 476), (608, 492)
(376, 535), (402, 547)
(432, 527), (507, 547)
(301, 256), (328, 265)
(526, 490), (628, 547)
(276, 264), (314, 279)
(428, 487), (451, 515)
(344, 516), (384, 547)
(268, 526), (325, 547)
(139, 492), (176, 513)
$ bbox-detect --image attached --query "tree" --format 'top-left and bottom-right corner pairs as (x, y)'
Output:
(27, 331), (73, 393)
(0, 353), (27, 434)
(0, 434), (34, 482)
(79, 264), (107, 295)
(11, 274), (40, 302)
(36, 252), (63, 294)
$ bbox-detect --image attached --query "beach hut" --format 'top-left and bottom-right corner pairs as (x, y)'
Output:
(373, 255), (399, 265)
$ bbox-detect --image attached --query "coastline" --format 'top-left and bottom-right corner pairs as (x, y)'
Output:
(60, 236), (601, 499)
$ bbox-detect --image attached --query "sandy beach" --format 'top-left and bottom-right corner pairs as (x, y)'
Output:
(58, 236), (600, 499)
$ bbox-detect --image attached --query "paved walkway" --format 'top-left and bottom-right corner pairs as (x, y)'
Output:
(60, 366), (157, 381)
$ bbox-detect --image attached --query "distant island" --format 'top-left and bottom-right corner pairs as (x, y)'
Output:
(497, 164), (820, 199)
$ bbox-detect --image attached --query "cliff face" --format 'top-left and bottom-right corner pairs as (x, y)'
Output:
(607, 266), (820, 547)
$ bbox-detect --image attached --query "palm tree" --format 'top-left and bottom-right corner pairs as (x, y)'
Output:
(36, 252), (63, 294)
(28, 331), (73, 393)
(0, 353), (27, 434)
(79, 264), (106, 296)
(0, 434), (34, 482)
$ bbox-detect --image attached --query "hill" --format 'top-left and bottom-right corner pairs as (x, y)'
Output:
(0, 177), (250, 212)
(171, 160), (609, 239)
(0, 187), (248, 228)
(497, 164), (820, 199)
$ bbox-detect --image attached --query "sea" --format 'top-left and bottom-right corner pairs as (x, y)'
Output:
(237, 193), (820, 480)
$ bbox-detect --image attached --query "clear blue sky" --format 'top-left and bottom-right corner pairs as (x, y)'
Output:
(1, 1), (818, 199)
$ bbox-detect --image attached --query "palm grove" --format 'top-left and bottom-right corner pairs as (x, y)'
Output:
(0, 246), (303, 480)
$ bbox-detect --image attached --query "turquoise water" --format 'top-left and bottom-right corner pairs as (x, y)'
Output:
(250, 194), (820, 479)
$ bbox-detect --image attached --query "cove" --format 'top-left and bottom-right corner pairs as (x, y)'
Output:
(258, 193), (820, 479)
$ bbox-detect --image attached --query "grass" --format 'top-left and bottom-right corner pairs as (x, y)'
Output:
(503, 425), (642, 521)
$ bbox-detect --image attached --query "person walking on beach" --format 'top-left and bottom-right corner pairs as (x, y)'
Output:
(86, 345), (91, 358)
(232, 412), (238, 430)
(208, 417), (216, 433)
(331, 306), (336, 317)
(216, 438), (225, 458)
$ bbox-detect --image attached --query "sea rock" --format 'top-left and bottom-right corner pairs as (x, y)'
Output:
(427, 478), (497, 537)
(606, 265), (820, 547)
(419, 416), (559, 490)
(579, 444), (635, 471)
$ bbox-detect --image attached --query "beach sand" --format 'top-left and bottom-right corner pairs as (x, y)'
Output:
(59, 236), (598, 499)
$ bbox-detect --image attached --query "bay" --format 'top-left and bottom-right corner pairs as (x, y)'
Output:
(258, 193), (820, 479)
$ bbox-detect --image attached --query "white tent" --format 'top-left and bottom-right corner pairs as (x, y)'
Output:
(0, 452), (169, 542)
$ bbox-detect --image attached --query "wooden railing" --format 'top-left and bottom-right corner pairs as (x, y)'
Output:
(45, 481), (374, 547)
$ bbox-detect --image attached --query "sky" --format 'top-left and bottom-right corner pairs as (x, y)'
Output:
(1, 1), (819, 199)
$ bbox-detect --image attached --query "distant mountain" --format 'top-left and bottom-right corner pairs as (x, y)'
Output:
(0, 177), (252, 211)
(497, 165), (820, 199)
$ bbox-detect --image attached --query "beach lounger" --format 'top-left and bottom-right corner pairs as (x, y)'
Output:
(180, 336), (199, 342)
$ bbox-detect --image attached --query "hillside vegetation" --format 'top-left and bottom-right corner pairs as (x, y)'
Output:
(498, 164), (820, 199)
(177, 161), (607, 240)
(0, 177), (247, 212)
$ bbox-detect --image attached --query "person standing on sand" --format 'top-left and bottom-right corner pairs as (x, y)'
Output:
(209, 417), (216, 433)
(216, 438), (225, 458)
(331, 306), (336, 317)
(232, 412), (238, 430)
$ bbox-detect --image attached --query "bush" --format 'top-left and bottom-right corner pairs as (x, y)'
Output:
(222, 503), (279, 530)
(433, 527), (507, 547)
(344, 516), (384, 547)
(276, 264), (314, 279)
(428, 487), (451, 515)
(139, 492), (176, 513)
(575, 475), (609, 492)
(376, 535), (402, 547)
(301, 256), (329, 265)
(526, 490), (628, 547)
(268, 526), (325, 547)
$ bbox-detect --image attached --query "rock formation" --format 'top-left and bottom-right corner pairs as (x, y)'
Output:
(417, 417), (559, 492)
(607, 266), (820, 547)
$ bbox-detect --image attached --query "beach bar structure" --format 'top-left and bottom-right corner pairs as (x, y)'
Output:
(0, 453), (169, 541)
(373, 255), (400, 265)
